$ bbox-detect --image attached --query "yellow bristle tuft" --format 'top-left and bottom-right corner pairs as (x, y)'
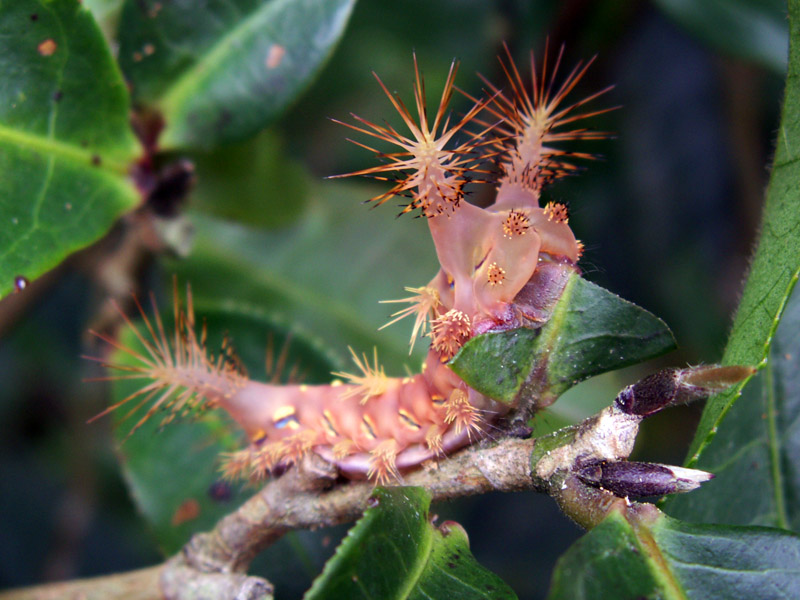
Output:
(379, 286), (442, 353)
(367, 439), (400, 484)
(332, 347), (390, 404)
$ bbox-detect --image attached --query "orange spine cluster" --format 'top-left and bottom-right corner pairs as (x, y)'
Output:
(93, 47), (611, 483)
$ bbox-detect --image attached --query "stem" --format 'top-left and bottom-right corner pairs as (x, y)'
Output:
(0, 566), (163, 600)
(0, 401), (695, 600)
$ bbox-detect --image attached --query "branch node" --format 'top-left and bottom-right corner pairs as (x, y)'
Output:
(160, 556), (274, 600)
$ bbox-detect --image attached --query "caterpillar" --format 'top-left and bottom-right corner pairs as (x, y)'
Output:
(90, 46), (612, 484)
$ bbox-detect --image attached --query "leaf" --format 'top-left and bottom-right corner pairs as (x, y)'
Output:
(189, 129), (311, 229)
(84, 0), (123, 18)
(664, 274), (800, 528)
(118, 0), (356, 149)
(83, 0), (124, 42)
(653, 0), (788, 73)
(173, 183), (440, 374)
(654, 518), (800, 599)
(666, 0), (800, 503)
(110, 301), (338, 553)
(0, 0), (140, 297)
(547, 512), (672, 600)
(450, 274), (676, 406)
(304, 487), (516, 600)
(548, 511), (800, 600)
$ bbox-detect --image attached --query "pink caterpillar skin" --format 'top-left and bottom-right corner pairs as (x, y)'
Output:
(93, 46), (611, 484)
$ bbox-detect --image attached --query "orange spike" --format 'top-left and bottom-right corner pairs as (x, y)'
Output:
(332, 347), (390, 404)
(431, 309), (471, 361)
(477, 42), (617, 188)
(280, 430), (318, 466)
(442, 389), (482, 438)
(367, 439), (400, 484)
(330, 57), (495, 215)
(544, 201), (570, 224)
(379, 286), (442, 353)
(332, 438), (357, 460)
(86, 281), (247, 437)
(249, 442), (286, 481)
(220, 448), (254, 482)
(424, 426), (444, 456)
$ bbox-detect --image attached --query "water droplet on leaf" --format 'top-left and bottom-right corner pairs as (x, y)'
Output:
(14, 276), (29, 293)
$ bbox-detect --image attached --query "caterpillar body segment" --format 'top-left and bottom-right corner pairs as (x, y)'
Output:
(86, 289), (248, 439)
(92, 47), (610, 484)
(94, 297), (496, 485)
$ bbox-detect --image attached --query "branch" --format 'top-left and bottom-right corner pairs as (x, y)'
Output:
(176, 405), (644, 580)
(0, 366), (749, 600)
(0, 566), (163, 600)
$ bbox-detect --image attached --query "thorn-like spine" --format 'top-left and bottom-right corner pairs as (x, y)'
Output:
(332, 347), (390, 404)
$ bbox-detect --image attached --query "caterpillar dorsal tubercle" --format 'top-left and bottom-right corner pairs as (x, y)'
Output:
(90, 45), (611, 484)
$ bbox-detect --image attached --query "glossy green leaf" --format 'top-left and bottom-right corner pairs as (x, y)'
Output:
(548, 511), (800, 600)
(305, 487), (516, 600)
(673, 0), (800, 482)
(653, 0), (788, 73)
(450, 274), (676, 406)
(0, 0), (140, 297)
(173, 183), (439, 374)
(109, 300), (338, 553)
(118, 0), (356, 149)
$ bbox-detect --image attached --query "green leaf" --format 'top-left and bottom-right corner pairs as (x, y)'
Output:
(672, 0), (800, 483)
(173, 183), (439, 374)
(190, 129), (311, 229)
(0, 0), (140, 297)
(450, 274), (676, 406)
(548, 512), (674, 600)
(653, 0), (788, 73)
(84, 0), (123, 18)
(110, 301), (338, 553)
(653, 518), (800, 599)
(548, 511), (800, 600)
(664, 274), (800, 529)
(118, 0), (356, 149)
(304, 487), (516, 600)
(83, 0), (124, 43)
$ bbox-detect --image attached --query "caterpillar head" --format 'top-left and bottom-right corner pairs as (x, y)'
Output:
(336, 47), (612, 357)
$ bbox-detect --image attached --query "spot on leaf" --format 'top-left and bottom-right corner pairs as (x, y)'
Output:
(37, 39), (57, 56)
(266, 44), (286, 69)
(171, 498), (200, 526)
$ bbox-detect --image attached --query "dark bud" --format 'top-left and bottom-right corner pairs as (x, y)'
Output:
(147, 159), (196, 217)
(615, 364), (755, 417)
(577, 460), (713, 498)
(506, 423), (533, 439)
(615, 369), (680, 416)
(207, 480), (232, 503)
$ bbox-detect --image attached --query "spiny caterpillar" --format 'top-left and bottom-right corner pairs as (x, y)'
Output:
(91, 46), (612, 484)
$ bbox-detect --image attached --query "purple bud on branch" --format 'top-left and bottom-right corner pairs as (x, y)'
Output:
(615, 365), (755, 417)
(576, 460), (714, 498)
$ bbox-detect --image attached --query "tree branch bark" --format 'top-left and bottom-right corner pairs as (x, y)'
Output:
(5, 364), (739, 600)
